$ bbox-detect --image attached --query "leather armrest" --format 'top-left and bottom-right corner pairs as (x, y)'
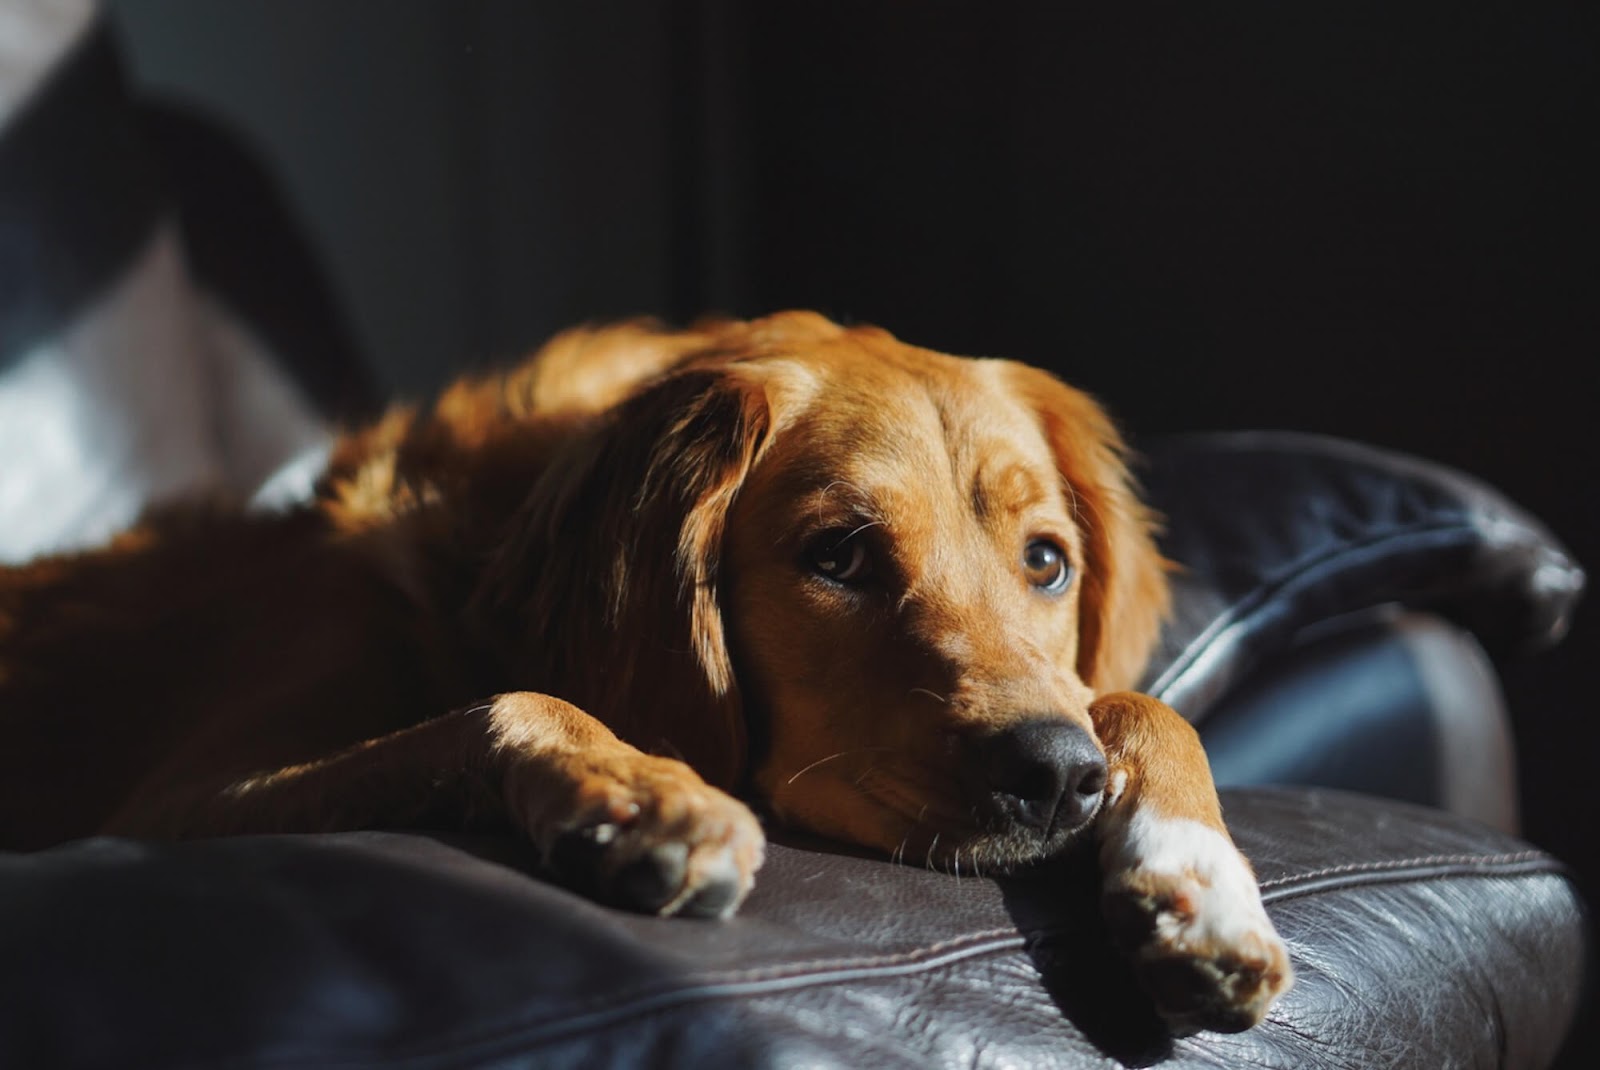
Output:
(1136, 431), (1585, 721)
(1202, 610), (1521, 832)
(0, 789), (1581, 1068)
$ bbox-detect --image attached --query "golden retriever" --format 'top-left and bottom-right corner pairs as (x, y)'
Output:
(0, 311), (1290, 1032)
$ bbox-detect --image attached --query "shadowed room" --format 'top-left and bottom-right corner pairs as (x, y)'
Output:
(1, 2), (1594, 1066)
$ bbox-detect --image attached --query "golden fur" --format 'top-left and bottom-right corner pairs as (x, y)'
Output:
(0, 311), (1288, 1029)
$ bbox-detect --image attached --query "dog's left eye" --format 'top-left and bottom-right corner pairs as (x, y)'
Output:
(1023, 538), (1073, 594)
(807, 531), (874, 585)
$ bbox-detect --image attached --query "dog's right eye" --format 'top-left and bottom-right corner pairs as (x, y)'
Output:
(806, 531), (874, 585)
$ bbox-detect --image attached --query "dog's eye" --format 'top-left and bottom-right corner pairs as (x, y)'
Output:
(807, 532), (874, 585)
(1023, 538), (1073, 594)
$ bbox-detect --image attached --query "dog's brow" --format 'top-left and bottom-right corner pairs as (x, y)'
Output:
(812, 480), (890, 526)
(972, 462), (1051, 522)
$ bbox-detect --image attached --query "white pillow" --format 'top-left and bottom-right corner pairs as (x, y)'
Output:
(0, 0), (328, 562)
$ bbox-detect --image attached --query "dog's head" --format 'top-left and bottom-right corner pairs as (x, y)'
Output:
(499, 312), (1168, 871)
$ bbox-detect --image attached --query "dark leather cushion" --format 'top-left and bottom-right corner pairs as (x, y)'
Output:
(0, 789), (1581, 1068)
(1137, 431), (1585, 719)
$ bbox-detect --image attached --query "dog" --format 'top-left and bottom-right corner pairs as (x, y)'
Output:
(0, 311), (1290, 1033)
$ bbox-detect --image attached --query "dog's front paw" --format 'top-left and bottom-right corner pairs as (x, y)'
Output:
(1102, 815), (1292, 1034)
(506, 748), (765, 919)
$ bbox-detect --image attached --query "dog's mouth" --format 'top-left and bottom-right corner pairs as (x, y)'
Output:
(888, 822), (1098, 876)
(851, 768), (1104, 876)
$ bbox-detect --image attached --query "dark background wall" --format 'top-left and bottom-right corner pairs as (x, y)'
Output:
(111, 1), (693, 397)
(110, 1), (1597, 1059)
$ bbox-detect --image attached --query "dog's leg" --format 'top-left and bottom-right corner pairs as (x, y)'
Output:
(106, 692), (765, 919)
(1089, 692), (1292, 1033)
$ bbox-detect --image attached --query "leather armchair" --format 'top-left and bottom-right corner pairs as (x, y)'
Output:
(0, 430), (1586, 1069)
(1, 14), (1586, 1064)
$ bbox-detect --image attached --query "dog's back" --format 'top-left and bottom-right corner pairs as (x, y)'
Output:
(0, 316), (745, 849)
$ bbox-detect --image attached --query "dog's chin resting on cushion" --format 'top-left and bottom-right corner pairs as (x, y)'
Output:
(0, 311), (1291, 1032)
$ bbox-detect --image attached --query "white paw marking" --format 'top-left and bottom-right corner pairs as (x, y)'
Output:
(1101, 807), (1293, 1030)
(1109, 811), (1274, 951)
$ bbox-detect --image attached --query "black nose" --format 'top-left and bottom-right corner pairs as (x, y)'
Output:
(973, 720), (1107, 833)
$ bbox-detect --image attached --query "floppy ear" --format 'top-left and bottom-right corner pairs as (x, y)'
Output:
(474, 363), (770, 790)
(1001, 364), (1170, 691)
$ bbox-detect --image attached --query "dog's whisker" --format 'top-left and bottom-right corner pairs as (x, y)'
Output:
(843, 519), (886, 542)
(785, 747), (890, 786)
(925, 832), (941, 872)
(908, 687), (948, 705)
(817, 480), (851, 525)
(819, 479), (869, 506)
(785, 751), (851, 786)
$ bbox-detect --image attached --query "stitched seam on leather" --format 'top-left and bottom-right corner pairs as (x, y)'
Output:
(568, 925), (1024, 1000)
(234, 855), (1566, 1068)
(245, 930), (1032, 1069)
(1258, 849), (1553, 899)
